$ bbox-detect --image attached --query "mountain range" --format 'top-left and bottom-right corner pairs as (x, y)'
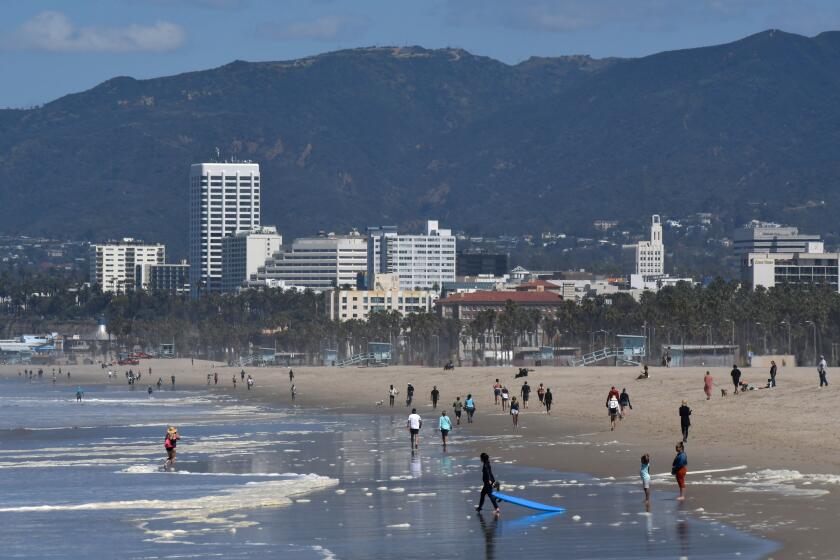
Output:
(2, 29), (840, 256)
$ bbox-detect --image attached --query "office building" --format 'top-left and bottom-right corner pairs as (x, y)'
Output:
(221, 226), (283, 293)
(189, 161), (260, 296)
(367, 220), (456, 291)
(742, 252), (840, 292)
(456, 251), (508, 277)
(90, 238), (164, 294)
(252, 232), (367, 291)
(636, 215), (664, 276)
(733, 222), (823, 255)
(136, 260), (190, 295)
(326, 274), (436, 321)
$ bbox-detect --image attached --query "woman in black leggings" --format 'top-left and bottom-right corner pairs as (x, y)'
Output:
(476, 453), (500, 515)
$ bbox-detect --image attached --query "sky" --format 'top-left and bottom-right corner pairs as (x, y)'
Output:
(1, 0), (840, 108)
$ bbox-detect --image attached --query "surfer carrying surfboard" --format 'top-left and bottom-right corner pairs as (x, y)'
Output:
(476, 453), (500, 516)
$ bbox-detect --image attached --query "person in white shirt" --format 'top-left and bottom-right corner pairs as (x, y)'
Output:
(818, 355), (829, 387)
(388, 384), (399, 407)
(407, 408), (422, 450)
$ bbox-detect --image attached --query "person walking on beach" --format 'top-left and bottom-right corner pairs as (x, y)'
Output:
(640, 453), (651, 507)
(439, 410), (452, 450)
(679, 400), (692, 442)
(157, 378), (162, 390)
(465, 394), (476, 423)
(75, 386), (84, 402)
(730, 364), (741, 394)
(232, 375), (237, 389)
(607, 393), (620, 431)
(493, 379), (501, 405)
(289, 369), (294, 382)
(406, 383), (414, 407)
(290, 384), (296, 401)
(818, 355), (829, 387)
(703, 371), (714, 400)
(431, 386), (440, 409)
(544, 388), (553, 414)
(672, 442), (687, 501)
(500, 387), (510, 411)
(510, 397), (520, 428)
(769, 360), (777, 388)
(389, 384), (398, 407)
(247, 375), (254, 390)
(240, 369), (246, 381)
(619, 388), (632, 417)
(207, 373), (211, 385)
(170, 375), (175, 388)
(452, 396), (463, 425)
(407, 408), (422, 451)
(163, 426), (180, 471)
(476, 453), (500, 516)
(214, 371), (218, 385)
(537, 383), (545, 407)
(520, 381), (531, 409)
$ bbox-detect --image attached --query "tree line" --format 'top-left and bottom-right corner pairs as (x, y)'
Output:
(2, 271), (840, 366)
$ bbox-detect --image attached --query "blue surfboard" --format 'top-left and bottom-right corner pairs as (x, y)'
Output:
(492, 491), (566, 513)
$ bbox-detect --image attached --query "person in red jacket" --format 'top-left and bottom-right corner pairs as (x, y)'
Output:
(164, 426), (180, 471)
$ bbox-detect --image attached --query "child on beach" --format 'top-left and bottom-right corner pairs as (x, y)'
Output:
(510, 397), (520, 428)
(163, 426), (180, 470)
(640, 453), (651, 506)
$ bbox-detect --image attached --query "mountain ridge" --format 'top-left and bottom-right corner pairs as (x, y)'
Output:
(2, 30), (839, 255)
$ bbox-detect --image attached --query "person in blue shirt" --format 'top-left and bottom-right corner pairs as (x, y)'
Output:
(465, 394), (476, 423)
(438, 410), (453, 450)
(672, 442), (688, 501)
(640, 453), (651, 508)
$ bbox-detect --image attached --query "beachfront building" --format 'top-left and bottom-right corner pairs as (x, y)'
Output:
(366, 220), (456, 291)
(326, 274), (437, 321)
(456, 250), (508, 277)
(636, 215), (664, 276)
(135, 260), (190, 295)
(742, 251), (840, 292)
(733, 222), (823, 255)
(437, 290), (564, 322)
(188, 161), (260, 296)
(221, 226), (283, 293)
(251, 231), (367, 291)
(90, 238), (165, 294)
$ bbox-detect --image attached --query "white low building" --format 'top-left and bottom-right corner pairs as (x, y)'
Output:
(742, 251), (840, 292)
(221, 226), (283, 293)
(327, 274), (437, 321)
(367, 220), (456, 291)
(252, 231), (367, 291)
(90, 238), (165, 294)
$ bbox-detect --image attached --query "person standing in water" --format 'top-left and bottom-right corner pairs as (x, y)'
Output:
(170, 375), (176, 388)
(439, 410), (452, 450)
(476, 453), (500, 516)
(452, 396), (463, 425)
(640, 453), (652, 508)
(290, 384), (296, 401)
(407, 408), (422, 451)
(163, 426), (180, 471)
(147, 385), (153, 397)
(544, 388), (553, 414)
(75, 386), (84, 402)
(703, 371), (714, 400)
(430, 386), (440, 409)
(672, 442), (687, 501)
(679, 400), (692, 442)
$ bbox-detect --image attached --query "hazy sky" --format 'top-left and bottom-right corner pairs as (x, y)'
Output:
(1, 0), (839, 108)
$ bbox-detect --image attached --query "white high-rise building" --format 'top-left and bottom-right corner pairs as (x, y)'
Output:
(636, 215), (664, 276)
(221, 226), (283, 293)
(90, 238), (165, 294)
(366, 220), (456, 291)
(189, 161), (260, 296)
(251, 232), (367, 291)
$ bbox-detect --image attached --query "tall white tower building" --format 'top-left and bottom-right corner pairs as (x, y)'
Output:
(189, 161), (260, 296)
(636, 215), (664, 276)
(367, 220), (456, 291)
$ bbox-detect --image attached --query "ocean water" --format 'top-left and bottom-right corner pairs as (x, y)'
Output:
(0, 380), (778, 559)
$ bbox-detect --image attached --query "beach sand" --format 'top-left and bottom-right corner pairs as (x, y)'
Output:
(4, 359), (838, 559)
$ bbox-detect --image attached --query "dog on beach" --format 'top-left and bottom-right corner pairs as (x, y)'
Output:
(720, 388), (728, 397)
(375, 400), (384, 406)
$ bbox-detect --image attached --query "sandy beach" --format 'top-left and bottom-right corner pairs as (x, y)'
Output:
(4, 359), (838, 559)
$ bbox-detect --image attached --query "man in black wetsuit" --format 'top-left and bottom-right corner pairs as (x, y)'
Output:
(476, 452), (500, 515)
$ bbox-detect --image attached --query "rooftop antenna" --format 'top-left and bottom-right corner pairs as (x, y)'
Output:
(214, 146), (221, 162)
